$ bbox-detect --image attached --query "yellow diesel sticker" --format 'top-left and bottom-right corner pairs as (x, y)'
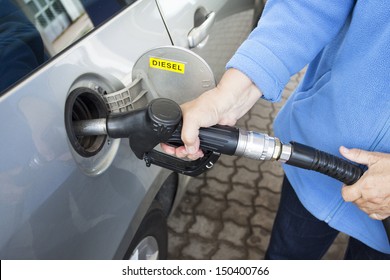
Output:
(149, 57), (185, 74)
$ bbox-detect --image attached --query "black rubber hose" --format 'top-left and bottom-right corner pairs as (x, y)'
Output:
(287, 142), (363, 185)
(287, 141), (390, 243)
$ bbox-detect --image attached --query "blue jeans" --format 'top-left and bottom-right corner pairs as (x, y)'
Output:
(265, 176), (390, 260)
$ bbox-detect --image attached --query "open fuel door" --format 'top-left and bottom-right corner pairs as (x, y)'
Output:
(100, 46), (216, 113)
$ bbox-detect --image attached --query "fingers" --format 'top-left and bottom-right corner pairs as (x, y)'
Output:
(180, 99), (211, 156)
(339, 146), (370, 202)
(186, 149), (204, 160)
(339, 146), (373, 165)
(369, 213), (382, 220)
(346, 196), (389, 220)
(327, 146), (390, 220)
(341, 184), (362, 202)
(181, 128), (200, 155)
(160, 143), (176, 155)
(181, 126), (202, 158)
(161, 108), (204, 160)
(174, 146), (203, 159)
(160, 141), (204, 160)
(342, 182), (390, 220)
(369, 213), (388, 220)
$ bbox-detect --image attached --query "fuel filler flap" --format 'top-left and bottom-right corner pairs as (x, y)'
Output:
(104, 46), (217, 113)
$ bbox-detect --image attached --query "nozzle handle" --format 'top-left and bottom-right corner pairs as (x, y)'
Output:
(167, 123), (239, 156)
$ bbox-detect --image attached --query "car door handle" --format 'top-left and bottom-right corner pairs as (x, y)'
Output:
(187, 11), (216, 48)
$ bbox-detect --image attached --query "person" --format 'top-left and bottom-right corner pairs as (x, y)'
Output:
(162, 0), (390, 259)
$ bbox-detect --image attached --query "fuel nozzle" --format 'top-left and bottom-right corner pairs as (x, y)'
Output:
(74, 98), (223, 175)
(75, 98), (182, 159)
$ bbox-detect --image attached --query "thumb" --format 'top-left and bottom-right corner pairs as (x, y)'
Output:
(341, 184), (362, 202)
(181, 118), (200, 155)
(339, 146), (371, 165)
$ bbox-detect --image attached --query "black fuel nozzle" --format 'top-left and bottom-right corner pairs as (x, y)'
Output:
(79, 98), (221, 176)
(72, 98), (222, 175)
(106, 98), (182, 159)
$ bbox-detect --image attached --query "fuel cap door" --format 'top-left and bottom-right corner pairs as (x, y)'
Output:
(132, 46), (216, 105)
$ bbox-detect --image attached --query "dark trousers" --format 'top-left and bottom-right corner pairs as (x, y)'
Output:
(265, 176), (390, 260)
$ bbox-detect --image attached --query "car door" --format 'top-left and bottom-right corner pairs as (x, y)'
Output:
(156, 0), (256, 82)
(0, 0), (256, 259)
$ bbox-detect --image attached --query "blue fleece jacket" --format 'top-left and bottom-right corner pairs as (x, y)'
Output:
(227, 0), (390, 253)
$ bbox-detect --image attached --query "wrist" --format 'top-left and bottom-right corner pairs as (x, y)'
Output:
(215, 69), (262, 123)
(219, 68), (262, 99)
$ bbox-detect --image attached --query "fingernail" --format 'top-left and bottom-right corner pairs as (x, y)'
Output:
(185, 145), (196, 154)
(341, 146), (350, 154)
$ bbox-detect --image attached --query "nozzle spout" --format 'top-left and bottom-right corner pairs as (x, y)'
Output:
(73, 118), (107, 136)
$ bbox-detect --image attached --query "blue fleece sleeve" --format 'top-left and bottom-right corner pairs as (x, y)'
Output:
(227, 0), (355, 102)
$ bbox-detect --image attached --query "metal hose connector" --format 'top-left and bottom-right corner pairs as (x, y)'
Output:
(235, 129), (276, 161)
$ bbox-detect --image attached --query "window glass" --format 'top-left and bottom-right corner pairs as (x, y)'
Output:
(37, 0), (47, 8)
(0, 0), (137, 94)
(26, 1), (39, 14)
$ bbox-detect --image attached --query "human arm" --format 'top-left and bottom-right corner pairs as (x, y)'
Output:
(340, 146), (390, 220)
(229, 0), (355, 102)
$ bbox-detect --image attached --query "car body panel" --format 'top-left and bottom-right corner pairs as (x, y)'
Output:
(0, 0), (255, 259)
(156, 0), (254, 81)
(0, 0), (172, 259)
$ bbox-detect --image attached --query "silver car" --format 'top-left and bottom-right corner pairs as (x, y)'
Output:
(0, 0), (263, 259)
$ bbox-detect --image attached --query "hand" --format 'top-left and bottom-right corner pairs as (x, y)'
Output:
(339, 146), (390, 220)
(162, 69), (262, 160)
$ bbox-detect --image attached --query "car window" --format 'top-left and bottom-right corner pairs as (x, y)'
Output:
(0, 0), (137, 94)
